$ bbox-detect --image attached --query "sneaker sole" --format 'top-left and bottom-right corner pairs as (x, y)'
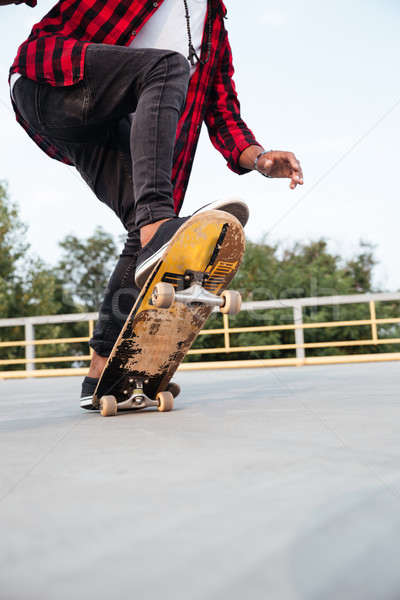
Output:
(80, 396), (98, 410)
(193, 197), (249, 228)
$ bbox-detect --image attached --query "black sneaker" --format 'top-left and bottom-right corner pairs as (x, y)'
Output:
(80, 376), (99, 410)
(135, 198), (249, 288)
(135, 216), (191, 288)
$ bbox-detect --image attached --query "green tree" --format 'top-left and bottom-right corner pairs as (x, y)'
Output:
(188, 237), (400, 362)
(0, 182), (86, 370)
(0, 181), (28, 315)
(57, 227), (119, 311)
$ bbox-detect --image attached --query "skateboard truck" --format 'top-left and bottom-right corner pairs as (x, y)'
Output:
(123, 377), (154, 408)
(97, 376), (175, 417)
(182, 270), (208, 288)
(152, 270), (242, 315)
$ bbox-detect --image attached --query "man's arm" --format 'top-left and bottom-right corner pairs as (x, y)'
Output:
(204, 35), (260, 176)
(205, 32), (303, 189)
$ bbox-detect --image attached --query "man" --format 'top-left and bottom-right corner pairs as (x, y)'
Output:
(9, 0), (303, 407)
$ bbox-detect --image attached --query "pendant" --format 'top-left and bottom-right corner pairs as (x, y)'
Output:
(187, 46), (196, 66)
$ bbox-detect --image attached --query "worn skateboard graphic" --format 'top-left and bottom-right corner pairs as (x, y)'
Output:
(92, 210), (245, 417)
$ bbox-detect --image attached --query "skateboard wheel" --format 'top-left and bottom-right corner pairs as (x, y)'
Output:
(157, 390), (174, 412)
(152, 282), (175, 309)
(166, 382), (181, 398)
(100, 395), (117, 417)
(220, 290), (242, 315)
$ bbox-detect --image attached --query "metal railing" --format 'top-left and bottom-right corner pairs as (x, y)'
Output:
(0, 292), (399, 378)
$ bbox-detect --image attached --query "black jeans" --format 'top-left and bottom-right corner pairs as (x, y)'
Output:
(13, 43), (190, 355)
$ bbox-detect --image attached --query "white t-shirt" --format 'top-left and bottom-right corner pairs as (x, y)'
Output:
(130, 0), (208, 78)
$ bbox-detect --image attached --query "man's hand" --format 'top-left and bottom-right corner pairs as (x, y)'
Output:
(256, 150), (304, 189)
(239, 146), (304, 190)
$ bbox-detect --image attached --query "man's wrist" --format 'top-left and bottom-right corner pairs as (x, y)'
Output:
(238, 145), (264, 170)
(254, 150), (273, 178)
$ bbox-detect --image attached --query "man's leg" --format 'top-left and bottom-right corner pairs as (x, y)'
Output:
(77, 44), (190, 233)
(13, 44), (190, 380)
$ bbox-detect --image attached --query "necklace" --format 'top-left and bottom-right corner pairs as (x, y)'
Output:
(183, 0), (212, 66)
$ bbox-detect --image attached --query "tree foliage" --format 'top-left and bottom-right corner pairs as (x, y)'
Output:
(0, 182), (28, 315)
(0, 182), (85, 369)
(188, 238), (400, 362)
(57, 227), (119, 312)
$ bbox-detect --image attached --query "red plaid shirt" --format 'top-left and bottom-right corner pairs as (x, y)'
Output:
(10, 0), (259, 212)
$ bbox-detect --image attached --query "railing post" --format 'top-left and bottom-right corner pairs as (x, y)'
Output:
(88, 319), (94, 358)
(369, 300), (378, 343)
(293, 303), (305, 362)
(223, 314), (230, 351)
(25, 320), (35, 373)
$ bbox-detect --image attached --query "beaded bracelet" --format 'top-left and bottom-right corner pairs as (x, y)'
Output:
(254, 150), (273, 178)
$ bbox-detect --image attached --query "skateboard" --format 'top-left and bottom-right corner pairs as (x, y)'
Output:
(92, 210), (245, 417)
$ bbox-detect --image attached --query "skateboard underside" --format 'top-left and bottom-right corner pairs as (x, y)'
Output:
(92, 211), (245, 415)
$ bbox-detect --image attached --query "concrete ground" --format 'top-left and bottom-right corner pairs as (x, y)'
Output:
(0, 361), (399, 600)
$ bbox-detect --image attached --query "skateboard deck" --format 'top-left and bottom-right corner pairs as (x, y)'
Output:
(92, 210), (245, 416)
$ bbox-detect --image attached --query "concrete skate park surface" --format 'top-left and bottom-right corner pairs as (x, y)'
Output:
(1, 362), (399, 600)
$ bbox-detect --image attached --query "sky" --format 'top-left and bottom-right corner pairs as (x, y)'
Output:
(0, 0), (399, 292)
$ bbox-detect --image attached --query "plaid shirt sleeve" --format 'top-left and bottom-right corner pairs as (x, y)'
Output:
(204, 31), (260, 175)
